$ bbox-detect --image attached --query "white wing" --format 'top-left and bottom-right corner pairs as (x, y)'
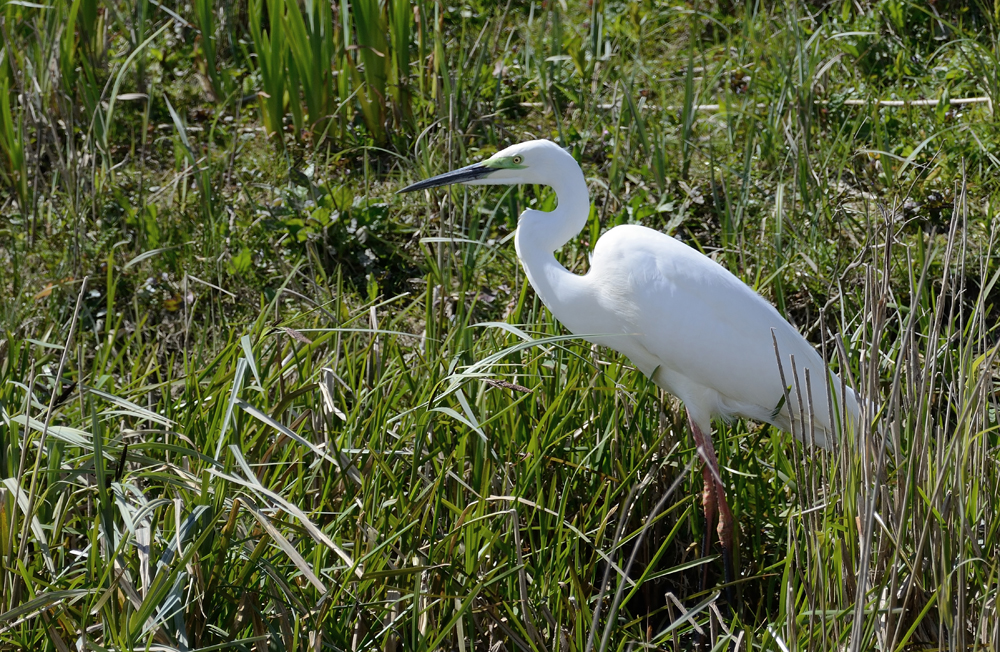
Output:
(578, 225), (857, 447)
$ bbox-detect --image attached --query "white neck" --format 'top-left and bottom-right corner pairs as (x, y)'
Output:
(513, 162), (590, 316)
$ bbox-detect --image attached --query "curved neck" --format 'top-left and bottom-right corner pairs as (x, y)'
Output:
(514, 164), (589, 255)
(514, 162), (589, 311)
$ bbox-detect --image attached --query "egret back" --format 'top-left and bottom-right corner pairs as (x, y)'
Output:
(566, 224), (859, 448)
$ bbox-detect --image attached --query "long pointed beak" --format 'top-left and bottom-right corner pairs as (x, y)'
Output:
(398, 163), (494, 193)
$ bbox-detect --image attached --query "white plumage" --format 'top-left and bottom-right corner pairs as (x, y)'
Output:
(578, 223), (858, 448)
(402, 138), (860, 595)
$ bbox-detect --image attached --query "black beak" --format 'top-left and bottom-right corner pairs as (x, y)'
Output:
(398, 163), (493, 193)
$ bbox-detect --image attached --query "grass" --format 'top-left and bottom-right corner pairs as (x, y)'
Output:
(1, 0), (999, 649)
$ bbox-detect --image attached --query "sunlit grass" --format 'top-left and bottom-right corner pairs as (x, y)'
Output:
(1, 0), (999, 649)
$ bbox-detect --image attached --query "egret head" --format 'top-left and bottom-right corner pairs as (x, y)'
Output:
(399, 139), (574, 193)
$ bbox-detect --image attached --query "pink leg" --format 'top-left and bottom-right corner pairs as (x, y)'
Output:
(687, 411), (737, 602)
(699, 463), (718, 592)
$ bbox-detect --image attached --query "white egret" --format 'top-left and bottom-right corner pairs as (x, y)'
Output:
(400, 139), (860, 595)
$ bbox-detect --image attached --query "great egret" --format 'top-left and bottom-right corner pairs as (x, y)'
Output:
(401, 139), (860, 597)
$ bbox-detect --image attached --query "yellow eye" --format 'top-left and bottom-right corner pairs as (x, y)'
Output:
(513, 155), (523, 164)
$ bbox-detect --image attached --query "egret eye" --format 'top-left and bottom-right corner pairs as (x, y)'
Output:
(513, 155), (523, 164)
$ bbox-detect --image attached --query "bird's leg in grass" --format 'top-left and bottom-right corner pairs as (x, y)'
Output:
(699, 463), (718, 592)
(687, 411), (737, 604)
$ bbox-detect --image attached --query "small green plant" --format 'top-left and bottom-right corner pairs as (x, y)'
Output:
(250, 0), (288, 143)
(0, 77), (28, 216)
(193, 0), (229, 102)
